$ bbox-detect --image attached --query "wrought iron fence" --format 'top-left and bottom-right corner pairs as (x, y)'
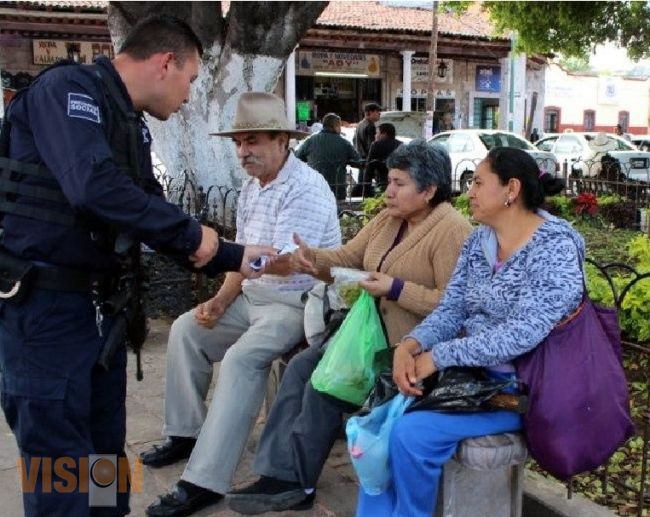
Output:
(560, 158), (650, 234)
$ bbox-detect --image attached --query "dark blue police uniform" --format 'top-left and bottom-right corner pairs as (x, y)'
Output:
(0, 56), (241, 516)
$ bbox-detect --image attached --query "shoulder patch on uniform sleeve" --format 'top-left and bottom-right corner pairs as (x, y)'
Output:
(67, 92), (101, 124)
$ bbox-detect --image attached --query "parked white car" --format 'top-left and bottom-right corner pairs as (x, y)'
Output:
(631, 135), (650, 152)
(427, 129), (559, 192)
(535, 132), (650, 183)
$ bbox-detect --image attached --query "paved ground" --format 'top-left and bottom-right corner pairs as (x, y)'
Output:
(0, 319), (359, 517)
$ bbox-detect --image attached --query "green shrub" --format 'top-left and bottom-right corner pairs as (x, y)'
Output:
(361, 195), (385, 219)
(545, 195), (573, 220)
(452, 193), (470, 217)
(586, 234), (650, 343)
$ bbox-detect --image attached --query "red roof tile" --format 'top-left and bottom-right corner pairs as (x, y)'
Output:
(14, 0), (106, 10)
(316, 1), (498, 38)
(7, 1), (499, 40)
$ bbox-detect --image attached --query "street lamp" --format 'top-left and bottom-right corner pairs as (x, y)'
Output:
(437, 60), (448, 79)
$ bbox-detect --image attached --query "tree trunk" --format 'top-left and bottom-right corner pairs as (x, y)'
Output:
(107, 1), (327, 188)
(426, 1), (439, 135)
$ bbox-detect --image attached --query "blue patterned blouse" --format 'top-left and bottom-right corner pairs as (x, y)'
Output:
(407, 211), (585, 369)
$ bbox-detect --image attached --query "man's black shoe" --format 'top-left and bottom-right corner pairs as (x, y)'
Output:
(145, 480), (222, 517)
(140, 436), (196, 468)
(226, 476), (313, 514)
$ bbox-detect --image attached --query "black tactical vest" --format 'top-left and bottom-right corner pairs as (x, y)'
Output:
(0, 59), (142, 235)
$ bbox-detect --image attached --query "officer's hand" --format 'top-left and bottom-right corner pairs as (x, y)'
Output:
(239, 245), (278, 278)
(190, 226), (220, 268)
(194, 296), (227, 329)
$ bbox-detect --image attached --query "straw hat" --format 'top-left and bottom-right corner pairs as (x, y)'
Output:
(210, 92), (309, 139)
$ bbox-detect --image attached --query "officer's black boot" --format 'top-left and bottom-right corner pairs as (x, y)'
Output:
(140, 436), (196, 468)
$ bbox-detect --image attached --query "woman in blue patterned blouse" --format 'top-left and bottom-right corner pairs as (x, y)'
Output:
(356, 147), (585, 517)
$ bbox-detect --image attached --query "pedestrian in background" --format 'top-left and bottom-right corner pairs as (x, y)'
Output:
(296, 112), (361, 200)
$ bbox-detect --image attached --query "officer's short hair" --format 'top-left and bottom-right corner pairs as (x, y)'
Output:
(322, 113), (341, 130)
(378, 123), (396, 139)
(119, 15), (203, 63)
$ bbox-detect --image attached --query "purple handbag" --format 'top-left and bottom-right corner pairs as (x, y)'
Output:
(514, 296), (635, 480)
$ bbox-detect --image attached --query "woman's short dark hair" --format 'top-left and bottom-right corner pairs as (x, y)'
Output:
(484, 147), (565, 210)
(119, 15), (203, 63)
(386, 139), (452, 206)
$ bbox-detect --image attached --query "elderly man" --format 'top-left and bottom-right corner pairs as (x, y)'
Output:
(295, 112), (361, 200)
(142, 92), (341, 517)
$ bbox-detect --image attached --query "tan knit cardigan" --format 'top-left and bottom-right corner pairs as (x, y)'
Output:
(311, 202), (473, 345)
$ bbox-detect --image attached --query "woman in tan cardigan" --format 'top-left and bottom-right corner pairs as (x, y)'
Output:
(227, 140), (472, 514)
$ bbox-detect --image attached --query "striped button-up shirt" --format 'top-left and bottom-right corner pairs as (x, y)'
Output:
(236, 152), (341, 291)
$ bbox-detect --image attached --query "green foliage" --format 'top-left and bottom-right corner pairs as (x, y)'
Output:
(483, 1), (650, 60)
(440, 1), (472, 14)
(361, 194), (386, 219)
(452, 193), (471, 218)
(558, 55), (591, 73)
(585, 234), (650, 342)
(626, 234), (650, 272)
(545, 195), (573, 219)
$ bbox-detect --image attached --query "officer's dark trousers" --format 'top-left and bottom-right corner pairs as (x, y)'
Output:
(253, 345), (359, 488)
(0, 289), (129, 517)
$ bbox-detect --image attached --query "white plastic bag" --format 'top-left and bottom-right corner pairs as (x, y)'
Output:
(330, 267), (371, 308)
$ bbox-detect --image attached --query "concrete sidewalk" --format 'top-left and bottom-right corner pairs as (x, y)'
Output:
(0, 319), (359, 517)
(0, 319), (617, 517)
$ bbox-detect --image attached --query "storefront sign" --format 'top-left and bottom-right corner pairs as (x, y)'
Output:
(397, 88), (455, 98)
(475, 65), (501, 93)
(298, 51), (381, 77)
(411, 57), (453, 84)
(33, 40), (114, 66)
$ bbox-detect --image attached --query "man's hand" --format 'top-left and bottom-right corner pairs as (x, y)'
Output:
(194, 295), (228, 329)
(392, 338), (423, 396)
(239, 245), (278, 278)
(359, 272), (393, 298)
(190, 225), (219, 268)
(290, 233), (318, 275)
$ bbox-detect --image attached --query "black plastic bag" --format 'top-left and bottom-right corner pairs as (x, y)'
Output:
(366, 367), (517, 413)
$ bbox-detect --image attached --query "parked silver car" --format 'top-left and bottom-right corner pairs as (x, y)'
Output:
(427, 129), (559, 192)
(535, 132), (650, 183)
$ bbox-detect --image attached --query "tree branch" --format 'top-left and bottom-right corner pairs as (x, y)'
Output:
(108, 1), (224, 54)
(228, 1), (328, 56)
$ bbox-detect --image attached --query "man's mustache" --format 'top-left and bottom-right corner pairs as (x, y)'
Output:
(241, 156), (263, 166)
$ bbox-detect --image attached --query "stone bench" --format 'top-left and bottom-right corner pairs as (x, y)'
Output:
(436, 432), (528, 517)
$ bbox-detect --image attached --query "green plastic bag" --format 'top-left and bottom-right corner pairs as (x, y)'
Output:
(311, 290), (389, 405)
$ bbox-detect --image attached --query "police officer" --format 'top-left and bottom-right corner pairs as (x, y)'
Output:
(0, 15), (271, 517)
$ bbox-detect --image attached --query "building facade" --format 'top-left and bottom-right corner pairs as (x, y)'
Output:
(544, 63), (650, 135)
